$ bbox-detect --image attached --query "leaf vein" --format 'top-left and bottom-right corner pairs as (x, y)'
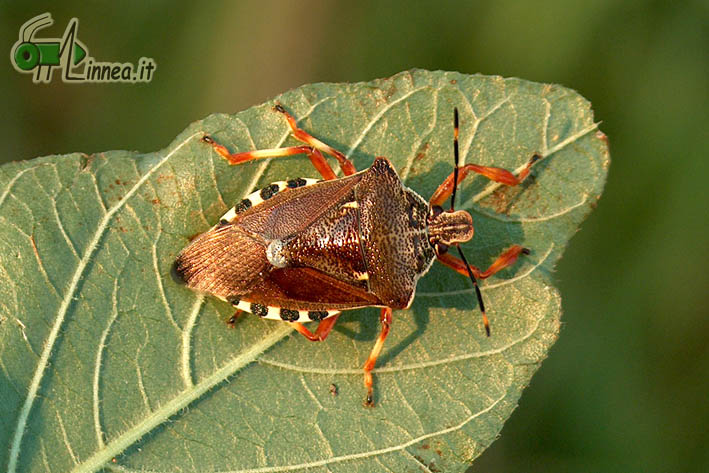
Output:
(152, 233), (180, 332)
(93, 279), (119, 449)
(51, 198), (80, 259)
(0, 164), (49, 209)
(258, 308), (542, 376)
(404, 450), (434, 473)
(227, 392), (505, 473)
(345, 85), (430, 158)
(400, 91), (438, 183)
(56, 410), (79, 465)
(180, 295), (204, 388)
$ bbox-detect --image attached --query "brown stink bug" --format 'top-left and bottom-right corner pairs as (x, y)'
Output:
(173, 104), (539, 406)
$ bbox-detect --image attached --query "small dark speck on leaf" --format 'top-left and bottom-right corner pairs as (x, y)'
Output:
(413, 454), (441, 473)
(596, 130), (609, 145)
(329, 384), (338, 396)
(79, 154), (93, 171)
(383, 83), (398, 101)
(489, 188), (512, 214)
(157, 174), (175, 184)
(489, 176), (539, 214)
(414, 143), (430, 162)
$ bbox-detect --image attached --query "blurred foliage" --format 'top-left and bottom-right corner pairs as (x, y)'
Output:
(1, 1), (707, 472)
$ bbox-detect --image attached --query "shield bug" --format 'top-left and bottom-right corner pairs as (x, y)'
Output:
(173, 104), (539, 406)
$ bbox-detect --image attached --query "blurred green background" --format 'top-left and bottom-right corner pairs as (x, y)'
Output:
(2, 1), (707, 471)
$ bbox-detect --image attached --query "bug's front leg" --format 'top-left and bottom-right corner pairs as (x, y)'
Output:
(273, 104), (357, 176)
(363, 307), (393, 407)
(429, 153), (541, 207)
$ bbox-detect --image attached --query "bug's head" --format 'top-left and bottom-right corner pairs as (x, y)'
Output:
(427, 206), (473, 255)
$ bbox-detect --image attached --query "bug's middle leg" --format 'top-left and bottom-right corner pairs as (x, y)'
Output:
(363, 307), (393, 407)
(291, 313), (341, 341)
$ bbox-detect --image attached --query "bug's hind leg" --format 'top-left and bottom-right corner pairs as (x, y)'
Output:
(429, 153), (541, 207)
(273, 104), (357, 176)
(363, 307), (393, 407)
(291, 314), (341, 341)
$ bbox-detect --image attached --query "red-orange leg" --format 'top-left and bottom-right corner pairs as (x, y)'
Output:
(291, 314), (341, 341)
(202, 136), (339, 181)
(438, 245), (529, 335)
(429, 153), (541, 207)
(227, 309), (243, 328)
(363, 307), (393, 407)
(273, 104), (357, 176)
(437, 245), (529, 280)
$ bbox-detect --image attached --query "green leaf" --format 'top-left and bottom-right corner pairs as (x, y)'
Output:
(0, 70), (608, 472)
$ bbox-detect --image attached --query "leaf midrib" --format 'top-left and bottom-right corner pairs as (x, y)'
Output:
(73, 324), (295, 473)
(6, 132), (202, 473)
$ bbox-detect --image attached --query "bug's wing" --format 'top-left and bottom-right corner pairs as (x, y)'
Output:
(236, 172), (365, 239)
(173, 224), (267, 299)
(243, 266), (382, 312)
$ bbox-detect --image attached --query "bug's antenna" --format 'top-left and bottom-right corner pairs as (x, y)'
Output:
(450, 108), (460, 211)
(449, 108), (489, 335)
(456, 245), (490, 336)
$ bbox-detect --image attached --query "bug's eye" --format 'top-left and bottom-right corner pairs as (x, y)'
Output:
(434, 242), (449, 255)
(429, 205), (444, 219)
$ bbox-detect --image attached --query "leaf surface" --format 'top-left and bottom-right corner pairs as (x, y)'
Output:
(0, 70), (608, 472)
